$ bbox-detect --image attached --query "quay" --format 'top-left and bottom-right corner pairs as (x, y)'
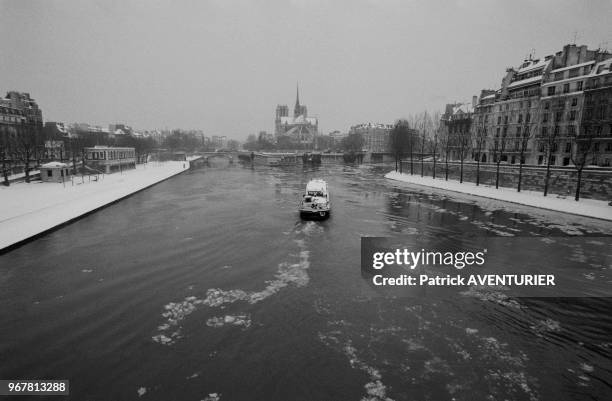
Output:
(0, 161), (189, 253)
(386, 171), (612, 221)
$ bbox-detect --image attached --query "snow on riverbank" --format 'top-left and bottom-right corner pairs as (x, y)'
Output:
(0, 161), (189, 251)
(385, 171), (612, 222)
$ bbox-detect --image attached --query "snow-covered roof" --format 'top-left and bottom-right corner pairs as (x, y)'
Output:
(507, 75), (543, 89)
(517, 58), (550, 74)
(306, 179), (327, 193)
(41, 162), (68, 168)
(280, 116), (318, 125)
(452, 103), (473, 114)
(590, 59), (612, 76)
(549, 60), (595, 74)
(351, 122), (393, 129)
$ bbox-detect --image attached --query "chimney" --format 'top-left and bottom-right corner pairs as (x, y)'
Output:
(472, 95), (478, 108)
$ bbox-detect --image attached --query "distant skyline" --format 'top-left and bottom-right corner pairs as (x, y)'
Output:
(1, 0), (611, 139)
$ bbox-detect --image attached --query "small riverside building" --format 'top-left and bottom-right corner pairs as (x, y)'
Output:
(40, 162), (71, 183)
(85, 146), (136, 173)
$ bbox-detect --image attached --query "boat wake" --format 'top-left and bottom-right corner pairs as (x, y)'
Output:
(152, 226), (311, 345)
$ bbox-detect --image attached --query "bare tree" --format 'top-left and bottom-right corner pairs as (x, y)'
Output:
(389, 119), (411, 173)
(430, 111), (441, 179)
(438, 125), (452, 181)
(419, 111), (429, 177)
(457, 127), (471, 183)
(14, 123), (40, 183)
(471, 117), (488, 186)
(570, 120), (598, 201)
(516, 104), (539, 192)
(0, 126), (15, 186)
(491, 128), (508, 189)
(541, 95), (563, 196)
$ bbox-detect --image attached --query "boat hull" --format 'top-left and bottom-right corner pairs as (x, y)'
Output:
(299, 209), (330, 220)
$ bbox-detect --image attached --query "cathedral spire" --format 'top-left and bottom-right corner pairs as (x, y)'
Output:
(295, 83), (300, 113)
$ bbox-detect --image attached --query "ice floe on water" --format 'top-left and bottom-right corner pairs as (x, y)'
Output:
(206, 314), (251, 329)
(201, 393), (220, 401)
(343, 342), (394, 401)
(153, 231), (311, 345)
(460, 287), (521, 308)
(530, 318), (561, 336)
(81, 269), (93, 273)
(137, 387), (146, 397)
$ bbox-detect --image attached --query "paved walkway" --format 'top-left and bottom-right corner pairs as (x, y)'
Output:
(0, 162), (189, 252)
(386, 171), (612, 222)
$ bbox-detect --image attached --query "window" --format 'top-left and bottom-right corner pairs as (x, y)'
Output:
(544, 102), (550, 110)
(497, 116), (501, 124)
(576, 81), (583, 91)
(543, 113), (548, 123)
(538, 155), (544, 164)
(571, 98), (577, 107)
(541, 127), (548, 135)
(568, 125), (576, 135)
(555, 111), (563, 122)
(565, 142), (572, 153)
(594, 142), (600, 151)
(526, 113), (531, 123)
(563, 83), (569, 93)
(554, 71), (564, 81)
(504, 116), (508, 124)
(47, 170), (52, 177)
(518, 114), (523, 123)
(570, 110), (576, 120)
(563, 157), (570, 166)
(548, 86), (556, 96)
(569, 68), (580, 78)
(554, 126), (560, 135)
(550, 155), (556, 165)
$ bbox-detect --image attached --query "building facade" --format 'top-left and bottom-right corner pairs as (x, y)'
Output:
(581, 58), (612, 166)
(274, 86), (318, 145)
(85, 146), (136, 173)
(471, 44), (612, 167)
(441, 102), (474, 161)
(1, 92), (43, 127)
(349, 123), (394, 153)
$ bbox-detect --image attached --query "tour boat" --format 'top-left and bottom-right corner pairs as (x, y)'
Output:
(299, 179), (331, 219)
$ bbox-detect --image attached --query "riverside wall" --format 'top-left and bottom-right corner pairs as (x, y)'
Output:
(399, 160), (612, 201)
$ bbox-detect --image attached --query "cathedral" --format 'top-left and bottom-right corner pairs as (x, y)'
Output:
(274, 85), (318, 144)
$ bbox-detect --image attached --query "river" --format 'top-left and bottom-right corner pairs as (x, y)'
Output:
(1, 162), (611, 401)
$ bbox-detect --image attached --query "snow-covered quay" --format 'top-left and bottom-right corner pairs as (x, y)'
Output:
(0, 161), (189, 252)
(386, 171), (612, 222)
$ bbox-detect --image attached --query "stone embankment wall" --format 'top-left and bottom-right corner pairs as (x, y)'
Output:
(400, 160), (612, 201)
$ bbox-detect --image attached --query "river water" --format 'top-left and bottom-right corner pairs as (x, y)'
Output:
(1, 162), (611, 401)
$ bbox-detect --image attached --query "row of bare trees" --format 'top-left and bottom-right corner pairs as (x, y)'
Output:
(389, 98), (602, 201)
(0, 123), (158, 186)
(0, 123), (45, 185)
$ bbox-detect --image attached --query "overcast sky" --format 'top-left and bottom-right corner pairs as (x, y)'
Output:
(1, 0), (610, 139)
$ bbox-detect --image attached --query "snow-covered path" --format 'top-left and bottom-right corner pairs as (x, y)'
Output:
(385, 171), (612, 221)
(0, 162), (189, 252)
